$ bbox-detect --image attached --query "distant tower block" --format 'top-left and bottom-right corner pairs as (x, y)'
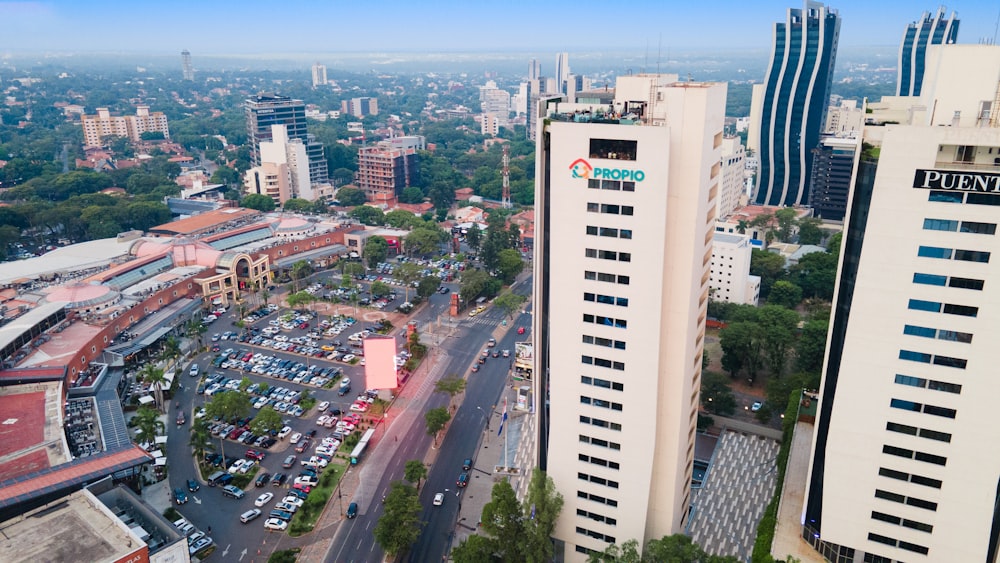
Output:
(181, 50), (194, 81)
(502, 144), (511, 209)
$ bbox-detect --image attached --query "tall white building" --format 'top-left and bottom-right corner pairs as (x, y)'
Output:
(718, 137), (747, 219)
(479, 80), (511, 121)
(709, 233), (760, 305)
(243, 124), (311, 204)
(311, 62), (327, 88)
(803, 44), (1000, 563)
(555, 52), (570, 94)
(81, 106), (170, 147)
(533, 74), (726, 560)
(513, 82), (530, 115)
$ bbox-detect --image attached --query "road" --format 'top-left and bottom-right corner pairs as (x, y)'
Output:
(326, 274), (534, 563)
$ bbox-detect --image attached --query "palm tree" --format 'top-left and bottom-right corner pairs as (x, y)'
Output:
(186, 320), (207, 350)
(160, 336), (181, 368)
(736, 219), (749, 234)
(140, 364), (168, 411)
(190, 420), (212, 463)
(261, 288), (271, 308)
(133, 406), (164, 445)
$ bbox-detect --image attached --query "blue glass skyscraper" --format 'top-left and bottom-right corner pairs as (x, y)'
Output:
(897, 7), (959, 97)
(754, 1), (840, 208)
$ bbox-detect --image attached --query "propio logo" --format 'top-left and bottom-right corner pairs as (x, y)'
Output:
(569, 158), (644, 182)
(569, 158), (593, 179)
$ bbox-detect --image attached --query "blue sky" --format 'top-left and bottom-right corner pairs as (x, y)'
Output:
(0, 0), (997, 53)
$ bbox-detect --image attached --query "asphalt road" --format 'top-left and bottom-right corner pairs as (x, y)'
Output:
(326, 274), (534, 563)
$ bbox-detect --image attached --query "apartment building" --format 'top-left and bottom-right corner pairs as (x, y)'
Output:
(354, 137), (423, 202)
(709, 233), (760, 305)
(533, 73), (726, 560)
(81, 106), (169, 147)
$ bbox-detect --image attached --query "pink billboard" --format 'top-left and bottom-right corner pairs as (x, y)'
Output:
(363, 336), (398, 389)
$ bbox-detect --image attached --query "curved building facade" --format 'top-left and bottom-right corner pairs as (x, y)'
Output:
(754, 1), (841, 208)
(897, 8), (959, 97)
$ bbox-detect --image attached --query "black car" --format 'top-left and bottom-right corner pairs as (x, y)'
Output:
(207, 453), (224, 467)
(271, 473), (288, 487)
(331, 408), (342, 416)
(346, 502), (358, 519)
(269, 509), (294, 521)
(287, 488), (309, 500)
(260, 437), (277, 449)
(255, 472), (272, 487)
(187, 479), (200, 492)
(305, 429), (317, 438)
(462, 458), (472, 471)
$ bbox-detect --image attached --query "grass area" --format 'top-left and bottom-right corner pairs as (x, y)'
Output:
(287, 460), (348, 537)
(268, 548), (301, 563)
(367, 398), (388, 417)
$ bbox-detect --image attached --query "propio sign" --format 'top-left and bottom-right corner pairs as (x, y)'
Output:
(569, 158), (645, 182)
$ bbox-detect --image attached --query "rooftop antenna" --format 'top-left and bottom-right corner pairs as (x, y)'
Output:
(994, 7), (999, 45)
(656, 34), (662, 76)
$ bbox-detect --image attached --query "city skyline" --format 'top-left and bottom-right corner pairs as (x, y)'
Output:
(1, 1), (998, 53)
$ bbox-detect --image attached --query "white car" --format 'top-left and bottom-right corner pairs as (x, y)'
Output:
(317, 415), (331, 426)
(263, 518), (288, 531)
(255, 492), (274, 507)
(289, 432), (302, 444)
(302, 456), (329, 468)
(316, 445), (337, 457)
(349, 403), (368, 413)
(433, 492), (445, 506)
(281, 496), (304, 508)
(317, 400), (330, 412)
(341, 354), (355, 363)
(294, 476), (319, 487)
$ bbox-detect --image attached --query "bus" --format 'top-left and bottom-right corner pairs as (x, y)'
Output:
(349, 428), (376, 465)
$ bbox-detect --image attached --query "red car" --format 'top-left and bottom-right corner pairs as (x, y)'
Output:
(293, 483), (312, 493)
(517, 327), (525, 335)
(245, 449), (265, 461)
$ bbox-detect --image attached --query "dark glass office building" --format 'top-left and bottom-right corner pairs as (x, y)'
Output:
(754, 1), (841, 208)
(244, 94), (328, 184)
(897, 7), (959, 97)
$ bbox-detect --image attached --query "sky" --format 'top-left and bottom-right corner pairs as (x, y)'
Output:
(0, 0), (998, 54)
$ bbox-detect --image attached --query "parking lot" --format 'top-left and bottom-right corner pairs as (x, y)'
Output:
(178, 301), (413, 539)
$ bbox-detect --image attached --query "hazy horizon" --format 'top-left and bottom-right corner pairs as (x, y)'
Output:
(1, 0), (996, 54)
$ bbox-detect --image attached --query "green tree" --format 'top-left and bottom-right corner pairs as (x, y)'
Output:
(403, 459), (428, 490)
(757, 305), (800, 377)
(139, 364), (168, 411)
(435, 375), (467, 398)
(719, 321), (765, 382)
(493, 291), (526, 319)
(385, 209), (418, 229)
(290, 260), (314, 293)
(132, 406), (165, 445)
(210, 166), (239, 186)
(349, 205), (385, 226)
(797, 217), (824, 245)
(363, 236), (389, 269)
(464, 225), (483, 253)
(750, 249), (787, 299)
(522, 468), (564, 563)
(481, 480), (526, 561)
(405, 227), (445, 257)
(589, 539), (643, 563)
(789, 251), (838, 300)
(282, 198), (314, 212)
(495, 248), (525, 284)
(451, 534), (501, 563)
(399, 186), (425, 204)
(773, 208), (798, 242)
(190, 419), (212, 462)
(336, 186), (367, 206)
(242, 193), (276, 212)
(767, 280), (803, 309)
(373, 481), (423, 557)
(425, 407), (451, 443)
(796, 318), (830, 374)
(417, 275), (441, 299)
(204, 391), (252, 422)
(646, 534), (713, 562)
(342, 261), (365, 279)
(395, 262), (422, 302)
(826, 231), (843, 255)
(250, 406), (284, 436)
(701, 372), (737, 416)
(459, 269), (492, 305)
(140, 131), (165, 141)
(371, 280), (391, 298)
(286, 290), (316, 310)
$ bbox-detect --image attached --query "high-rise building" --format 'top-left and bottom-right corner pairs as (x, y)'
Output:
(354, 136), (423, 203)
(242, 124), (313, 204)
(480, 80), (511, 122)
(533, 74), (726, 560)
(808, 135), (858, 221)
(244, 93), (328, 185)
(824, 99), (864, 136)
(897, 7), (959, 97)
(709, 233), (760, 305)
(555, 52), (570, 94)
(311, 62), (327, 88)
(181, 49), (194, 81)
(529, 58), (541, 81)
(341, 97), (379, 118)
(803, 44), (1000, 563)
(718, 137), (748, 219)
(81, 106), (170, 147)
(753, 1), (841, 207)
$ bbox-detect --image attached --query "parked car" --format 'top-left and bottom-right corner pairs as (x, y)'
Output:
(263, 518), (288, 531)
(255, 492), (274, 507)
(222, 485), (245, 499)
(457, 473), (469, 488)
(240, 509), (262, 524)
(255, 472), (272, 487)
(282, 455), (297, 468)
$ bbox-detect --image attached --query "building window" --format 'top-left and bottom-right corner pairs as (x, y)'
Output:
(961, 221), (998, 234)
(943, 303), (978, 317)
(954, 249), (991, 263)
(912, 272), (947, 286)
(590, 138), (637, 161)
(932, 355), (967, 369)
(922, 218), (958, 232)
(917, 245), (953, 259)
(898, 350), (931, 364)
(902, 325), (936, 339)
(908, 299), (941, 312)
(949, 276), (985, 290)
